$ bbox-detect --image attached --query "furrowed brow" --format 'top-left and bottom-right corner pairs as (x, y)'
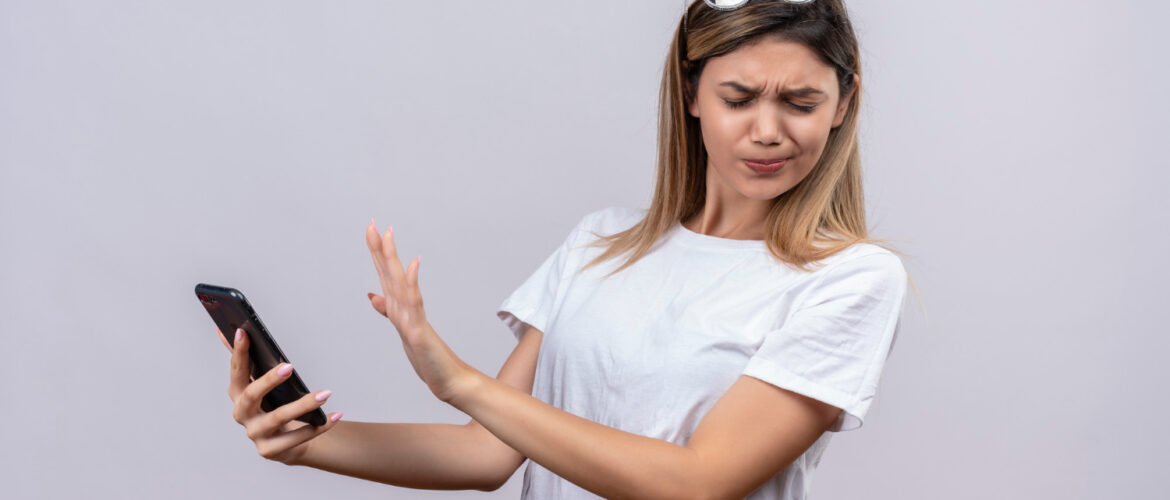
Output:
(719, 81), (825, 98)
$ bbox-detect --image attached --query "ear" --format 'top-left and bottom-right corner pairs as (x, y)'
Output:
(832, 74), (859, 128)
(683, 63), (700, 118)
(687, 83), (700, 118)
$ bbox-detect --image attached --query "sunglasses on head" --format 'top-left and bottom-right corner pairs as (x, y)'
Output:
(703, 0), (815, 11)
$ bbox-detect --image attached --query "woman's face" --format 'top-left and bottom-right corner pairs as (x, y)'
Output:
(687, 38), (856, 203)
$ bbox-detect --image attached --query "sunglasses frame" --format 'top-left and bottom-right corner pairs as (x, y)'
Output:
(702, 0), (815, 11)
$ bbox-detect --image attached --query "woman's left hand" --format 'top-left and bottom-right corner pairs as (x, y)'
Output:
(365, 219), (477, 403)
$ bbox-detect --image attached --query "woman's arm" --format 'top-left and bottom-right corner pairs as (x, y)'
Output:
(288, 325), (543, 491)
(449, 371), (841, 500)
(289, 421), (510, 491)
(364, 222), (841, 498)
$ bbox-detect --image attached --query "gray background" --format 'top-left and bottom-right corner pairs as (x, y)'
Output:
(2, 1), (1166, 498)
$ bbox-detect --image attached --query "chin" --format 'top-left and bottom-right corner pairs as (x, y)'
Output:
(736, 186), (785, 201)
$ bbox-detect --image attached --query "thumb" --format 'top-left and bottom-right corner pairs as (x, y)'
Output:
(367, 292), (388, 317)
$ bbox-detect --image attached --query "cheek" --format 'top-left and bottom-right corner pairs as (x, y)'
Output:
(698, 115), (737, 156)
(710, 107), (744, 133)
(703, 110), (746, 153)
(786, 118), (831, 157)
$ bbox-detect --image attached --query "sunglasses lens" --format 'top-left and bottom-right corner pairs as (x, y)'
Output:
(703, 0), (815, 9)
(704, 0), (750, 9)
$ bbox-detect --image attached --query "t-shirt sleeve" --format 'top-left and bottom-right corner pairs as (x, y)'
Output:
(742, 251), (909, 432)
(495, 214), (592, 342)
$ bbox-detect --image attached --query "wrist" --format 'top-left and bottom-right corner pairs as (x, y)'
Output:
(445, 365), (488, 409)
(412, 323), (483, 405)
(284, 421), (339, 468)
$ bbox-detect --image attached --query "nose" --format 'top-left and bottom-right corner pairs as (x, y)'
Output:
(750, 105), (785, 146)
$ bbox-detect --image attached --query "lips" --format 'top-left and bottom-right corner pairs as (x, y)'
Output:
(744, 158), (789, 165)
(744, 158), (788, 173)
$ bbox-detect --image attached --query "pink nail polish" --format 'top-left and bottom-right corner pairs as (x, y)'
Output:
(330, 412), (343, 422)
(315, 390), (332, 402)
(235, 328), (243, 342)
(278, 364), (294, 377)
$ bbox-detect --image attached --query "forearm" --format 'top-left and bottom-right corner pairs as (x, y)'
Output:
(450, 371), (706, 500)
(291, 420), (516, 491)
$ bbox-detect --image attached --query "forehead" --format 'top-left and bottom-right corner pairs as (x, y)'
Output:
(702, 38), (837, 97)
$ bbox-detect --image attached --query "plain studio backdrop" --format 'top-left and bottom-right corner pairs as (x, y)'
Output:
(2, 1), (1166, 498)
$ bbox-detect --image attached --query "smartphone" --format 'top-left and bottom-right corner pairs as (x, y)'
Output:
(195, 283), (328, 426)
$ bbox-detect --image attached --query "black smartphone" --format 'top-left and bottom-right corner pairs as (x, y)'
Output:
(195, 283), (328, 426)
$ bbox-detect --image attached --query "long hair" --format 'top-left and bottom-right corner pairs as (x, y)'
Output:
(579, 0), (920, 307)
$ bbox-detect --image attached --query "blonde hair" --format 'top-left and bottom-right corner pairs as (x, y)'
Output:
(577, 0), (922, 314)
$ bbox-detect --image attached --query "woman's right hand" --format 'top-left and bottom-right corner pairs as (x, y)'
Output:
(219, 327), (343, 465)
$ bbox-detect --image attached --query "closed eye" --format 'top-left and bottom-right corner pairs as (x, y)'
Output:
(723, 98), (817, 114)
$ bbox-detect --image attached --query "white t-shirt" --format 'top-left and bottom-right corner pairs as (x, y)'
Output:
(496, 206), (909, 500)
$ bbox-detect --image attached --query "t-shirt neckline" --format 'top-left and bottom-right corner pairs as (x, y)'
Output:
(670, 220), (768, 251)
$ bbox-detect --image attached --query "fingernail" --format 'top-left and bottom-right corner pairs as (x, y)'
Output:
(235, 328), (243, 342)
(370, 217), (376, 228)
(278, 364), (294, 377)
(315, 390), (332, 402)
(330, 412), (343, 423)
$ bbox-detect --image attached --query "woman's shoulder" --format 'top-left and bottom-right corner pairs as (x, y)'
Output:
(576, 206), (647, 235)
(829, 241), (900, 263)
(805, 242), (907, 284)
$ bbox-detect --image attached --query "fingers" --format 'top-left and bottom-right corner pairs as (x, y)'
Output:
(222, 325), (344, 465)
(365, 218), (425, 330)
(366, 219), (390, 282)
(377, 224), (408, 289)
(242, 391), (344, 464)
(366, 219), (405, 287)
(249, 389), (335, 441)
(232, 361), (294, 424)
(366, 218), (419, 300)
(407, 256), (421, 290)
(228, 328), (251, 400)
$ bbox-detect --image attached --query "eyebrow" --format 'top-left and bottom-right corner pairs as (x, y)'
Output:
(719, 81), (825, 98)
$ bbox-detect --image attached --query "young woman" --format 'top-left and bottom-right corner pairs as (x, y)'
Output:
(219, 1), (912, 498)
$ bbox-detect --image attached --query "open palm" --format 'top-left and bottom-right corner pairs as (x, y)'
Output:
(364, 219), (475, 403)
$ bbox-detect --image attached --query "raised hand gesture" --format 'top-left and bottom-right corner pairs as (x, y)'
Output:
(364, 219), (477, 403)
